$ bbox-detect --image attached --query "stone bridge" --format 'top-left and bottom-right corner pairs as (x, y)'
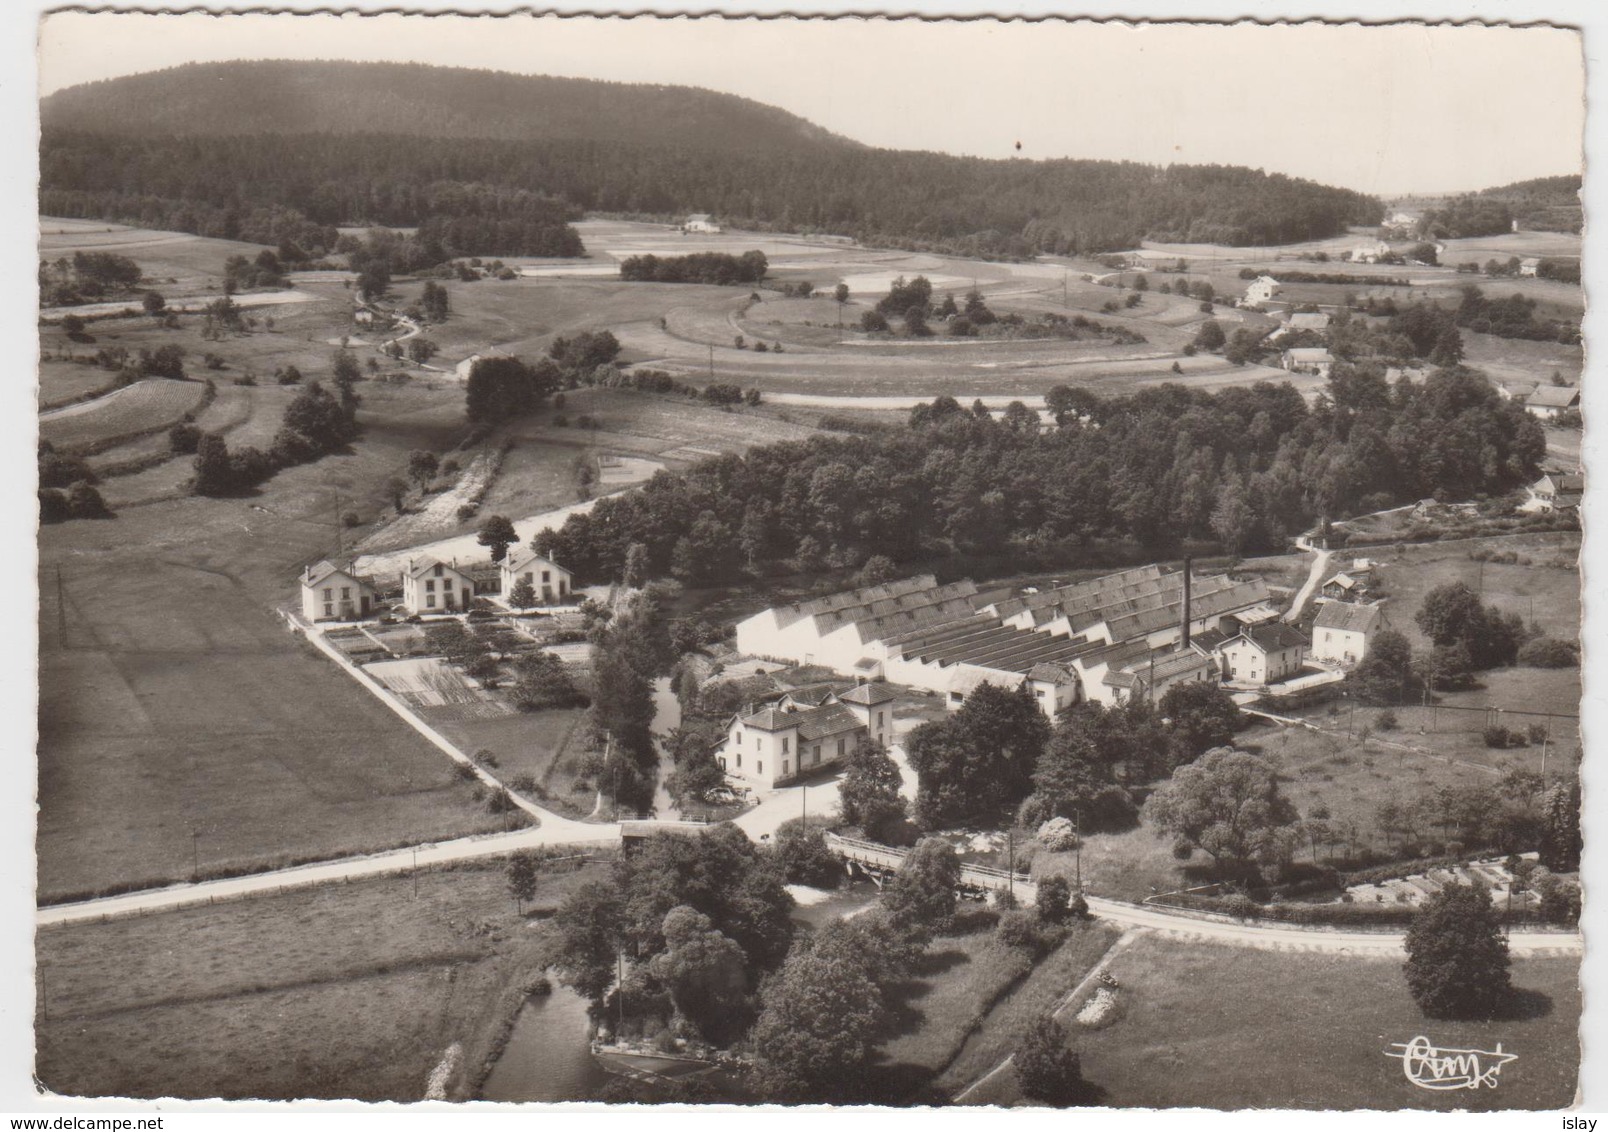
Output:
(823, 832), (1037, 903)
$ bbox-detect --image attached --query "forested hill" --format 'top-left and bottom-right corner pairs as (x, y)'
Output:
(1476, 174), (1582, 234)
(40, 60), (1382, 256)
(41, 60), (852, 154)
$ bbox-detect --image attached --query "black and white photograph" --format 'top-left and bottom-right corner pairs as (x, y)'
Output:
(17, 3), (1595, 1115)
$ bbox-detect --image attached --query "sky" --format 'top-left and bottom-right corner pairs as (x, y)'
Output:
(36, 12), (1582, 197)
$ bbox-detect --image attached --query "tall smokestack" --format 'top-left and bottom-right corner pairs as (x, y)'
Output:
(1180, 557), (1193, 650)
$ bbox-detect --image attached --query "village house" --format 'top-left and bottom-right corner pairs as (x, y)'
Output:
(1285, 312), (1332, 335)
(1496, 379), (1538, 404)
(1321, 572), (1365, 601)
(1522, 471), (1584, 513)
(1281, 346), (1334, 378)
(300, 560), (376, 622)
(1523, 384), (1580, 420)
(1520, 257), (1541, 278)
(1311, 601), (1383, 665)
(500, 548), (572, 605)
(683, 213), (723, 234)
(1348, 240), (1392, 264)
(1243, 275), (1280, 308)
(401, 556), (475, 615)
(715, 688), (871, 789)
(1194, 615), (1308, 687)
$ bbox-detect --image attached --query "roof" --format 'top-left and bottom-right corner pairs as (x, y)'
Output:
(303, 560), (372, 589)
(779, 683), (841, 708)
(738, 707), (793, 732)
(1287, 313), (1331, 331)
(948, 668), (1025, 696)
(504, 547), (566, 574)
(1542, 473), (1585, 493)
(1243, 623), (1309, 652)
(1027, 662), (1077, 685)
(795, 702), (862, 742)
(1284, 347), (1334, 362)
(405, 556), (471, 580)
(839, 682), (896, 706)
(1527, 385), (1580, 408)
(1314, 602), (1383, 635)
(687, 213), (713, 222)
(1324, 573), (1359, 591)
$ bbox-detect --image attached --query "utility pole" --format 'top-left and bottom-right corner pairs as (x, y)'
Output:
(412, 846), (419, 899)
(1074, 809), (1082, 892)
(191, 832), (200, 883)
(707, 344), (714, 382)
(801, 782), (807, 828)
(1006, 829), (1015, 901)
(333, 488), (343, 556)
(616, 950), (625, 1040)
(56, 566), (66, 641)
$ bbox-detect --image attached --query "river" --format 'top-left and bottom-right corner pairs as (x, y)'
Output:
(648, 676), (683, 819)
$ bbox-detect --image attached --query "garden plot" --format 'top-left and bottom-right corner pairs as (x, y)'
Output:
(40, 379), (209, 451)
(367, 657), (488, 708)
(1346, 853), (1538, 908)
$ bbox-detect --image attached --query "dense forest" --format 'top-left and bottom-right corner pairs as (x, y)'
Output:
(41, 61), (1381, 257)
(532, 367), (1545, 587)
(1475, 174), (1582, 234)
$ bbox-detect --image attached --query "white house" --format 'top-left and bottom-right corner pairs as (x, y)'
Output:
(1281, 347), (1334, 378)
(1519, 257), (1541, 278)
(1285, 312), (1332, 334)
(838, 681), (897, 747)
(1523, 384), (1580, 420)
(1348, 240), (1392, 264)
(1522, 472), (1584, 513)
(1311, 602), (1382, 666)
(716, 692), (868, 789)
(300, 560), (376, 622)
(402, 557), (475, 615)
(684, 214), (723, 234)
(1243, 275), (1280, 308)
(1197, 619), (1308, 687)
(501, 548), (572, 606)
(454, 354), (484, 384)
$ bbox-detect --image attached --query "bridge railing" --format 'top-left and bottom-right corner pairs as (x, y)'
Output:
(824, 833), (1032, 890)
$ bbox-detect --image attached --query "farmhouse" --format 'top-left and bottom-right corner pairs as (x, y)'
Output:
(1348, 240), (1392, 264)
(684, 213), (723, 234)
(401, 557), (475, 615)
(1285, 312), (1331, 334)
(1281, 347), (1334, 377)
(300, 560), (376, 622)
(1520, 257), (1541, 278)
(1195, 617), (1308, 687)
(1523, 384), (1580, 420)
(500, 548), (572, 605)
(1320, 572), (1365, 600)
(714, 687), (875, 789)
(1522, 472), (1584, 513)
(1311, 601), (1383, 665)
(1243, 275), (1280, 308)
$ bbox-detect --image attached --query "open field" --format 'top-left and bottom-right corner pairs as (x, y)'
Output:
(38, 358), (122, 410)
(37, 856), (607, 1101)
(40, 378), (209, 451)
(41, 216), (280, 298)
(438, 709), (593, 819)
(960, 934), (1580, 1110)
(1459, 330), (1583, 387)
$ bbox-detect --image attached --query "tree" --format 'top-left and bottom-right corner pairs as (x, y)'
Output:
(1014, 1013), (1096, 1106)
(477, 514), (518, 563)
(903, 305), (930, 337)
(1538, 776), (1581, 872)
(1035, 874), (1072, 924)
(906, 683), (1049, 828)
(1158, 681), (1241, 766)
(1352, 628), (1416, 705)
(506, 852), (539, 914)
(407, 336), (439, 364)
(882, 837), (960, 942)
(1403, 881), (1512, 1020)
(66, 481), (109, 519)
(622, 542), (650, 589)
(168, 422), (201, 455)
(192, 432), (235, 496)
(648, 906), (749, 1044)
(750, 933), (885, 1102)
(508, 577), (537, 610)
(1193, 319), (1227, 351)
(858, 310), (889, 333)
(1140, 747), (1298, 875)
(407, 449), (439, 489)
(834, 283), (850, 304)
(551, 881), (624, 1001)
(838, 736), (907, 840)
(773, 820), (841, 888)
(511, 652), (584, 711)
(141, 290), (165, 315)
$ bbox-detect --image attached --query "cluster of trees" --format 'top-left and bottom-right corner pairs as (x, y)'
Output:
(1417, 195), (1516, 240)
(904, 681), (1240, 833)
(223, 251), (285, 292)
(462, 333), (623, 422)
(419, 280), (451, 323)
(619, 251), (768, 285)
(549, 826), (794, 1049)
(581, 586), (675, 813)
(37, 444), (109, 523)
(42, 63), (1379, 260)
(1453, 285), (1580, 345)
(1237, 267), (1411, 288)
(39, 251), (142, 306)
(192, 352), (360, 495)
(532, 368), (1544, 586)
(1413, 581), (1528, 686)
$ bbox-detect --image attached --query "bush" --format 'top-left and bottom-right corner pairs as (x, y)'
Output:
(996, 908), (1040, 951)
(1377, 710), (1398, 731)
(1037, 816), (1079, 852)
(1517, 637), (1578, 668)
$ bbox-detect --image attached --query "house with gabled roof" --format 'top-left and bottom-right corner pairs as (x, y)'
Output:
(500, 548), (572, 606)
(401, 556), (475, 616)
(1523, 384), (1580, 420)
(1312, 602), (1383, 665)
(1194, 617), (1308, 687)
(1281, 347), (1334, 378)
(300, 560), (376, 622)
(1522, 471), (1584, 514)
(684, 213), (723, 234)
(1285, 312), (1332, 334)
(715, 689), (869, 789)
(1243, 275), (1280, 309)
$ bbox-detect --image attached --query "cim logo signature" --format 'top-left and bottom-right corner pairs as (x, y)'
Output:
(1385, 1036), (1516, 1091)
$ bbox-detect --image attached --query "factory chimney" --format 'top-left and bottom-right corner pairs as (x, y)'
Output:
(1180, 557), (1193, 650)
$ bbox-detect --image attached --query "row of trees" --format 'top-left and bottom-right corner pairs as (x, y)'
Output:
(39, 251), (143, 306)
(619, 251), (768, 285)
(531, 367), (1545, 586)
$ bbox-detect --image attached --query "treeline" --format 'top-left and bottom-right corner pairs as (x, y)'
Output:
(1471, 174), (1582, 235)
(39, 251), (143, 306)
(1455, 285), (1580, 345)
(531, 367), (1544, 586)
(1238, 267), (1412, 288)
(619, 251), (768, 285)
(190, 354), (361, 495)
(1418, 195), (1516, 240)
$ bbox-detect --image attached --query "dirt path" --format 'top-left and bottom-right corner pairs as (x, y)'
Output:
(1284, 534), (1333, 622)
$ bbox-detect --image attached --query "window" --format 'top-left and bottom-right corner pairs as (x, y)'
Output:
(1325, 632), (1332, 642)
(876, 711), (884, 728)
(323, 588), (332, 600)
(542, 570), (550, 583)
(736, 752), (742, 768)
(425, 579), (435, 592)
(341, 587), (350, 600)
(812, 746), (821, 765)
(757, 761), (763, 776)
(523, 573), (533, 585)
(426, 595), (436, 608)
(324, 603), (333, 616)
(781, 737), (789, 754)
(783, 760), (789, 776)
(837, 738), (846, 757)
(433, 564), (443, 577)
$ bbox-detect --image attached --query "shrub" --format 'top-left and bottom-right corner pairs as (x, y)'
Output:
(996, 908), (1040, 951)
(1517, 637), (1578, 668)
(1037, 816), (1079, 852)
(1377, 710), (1398, 731)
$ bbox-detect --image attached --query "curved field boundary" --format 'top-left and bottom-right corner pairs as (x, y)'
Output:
(42, 379), (215, 457)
